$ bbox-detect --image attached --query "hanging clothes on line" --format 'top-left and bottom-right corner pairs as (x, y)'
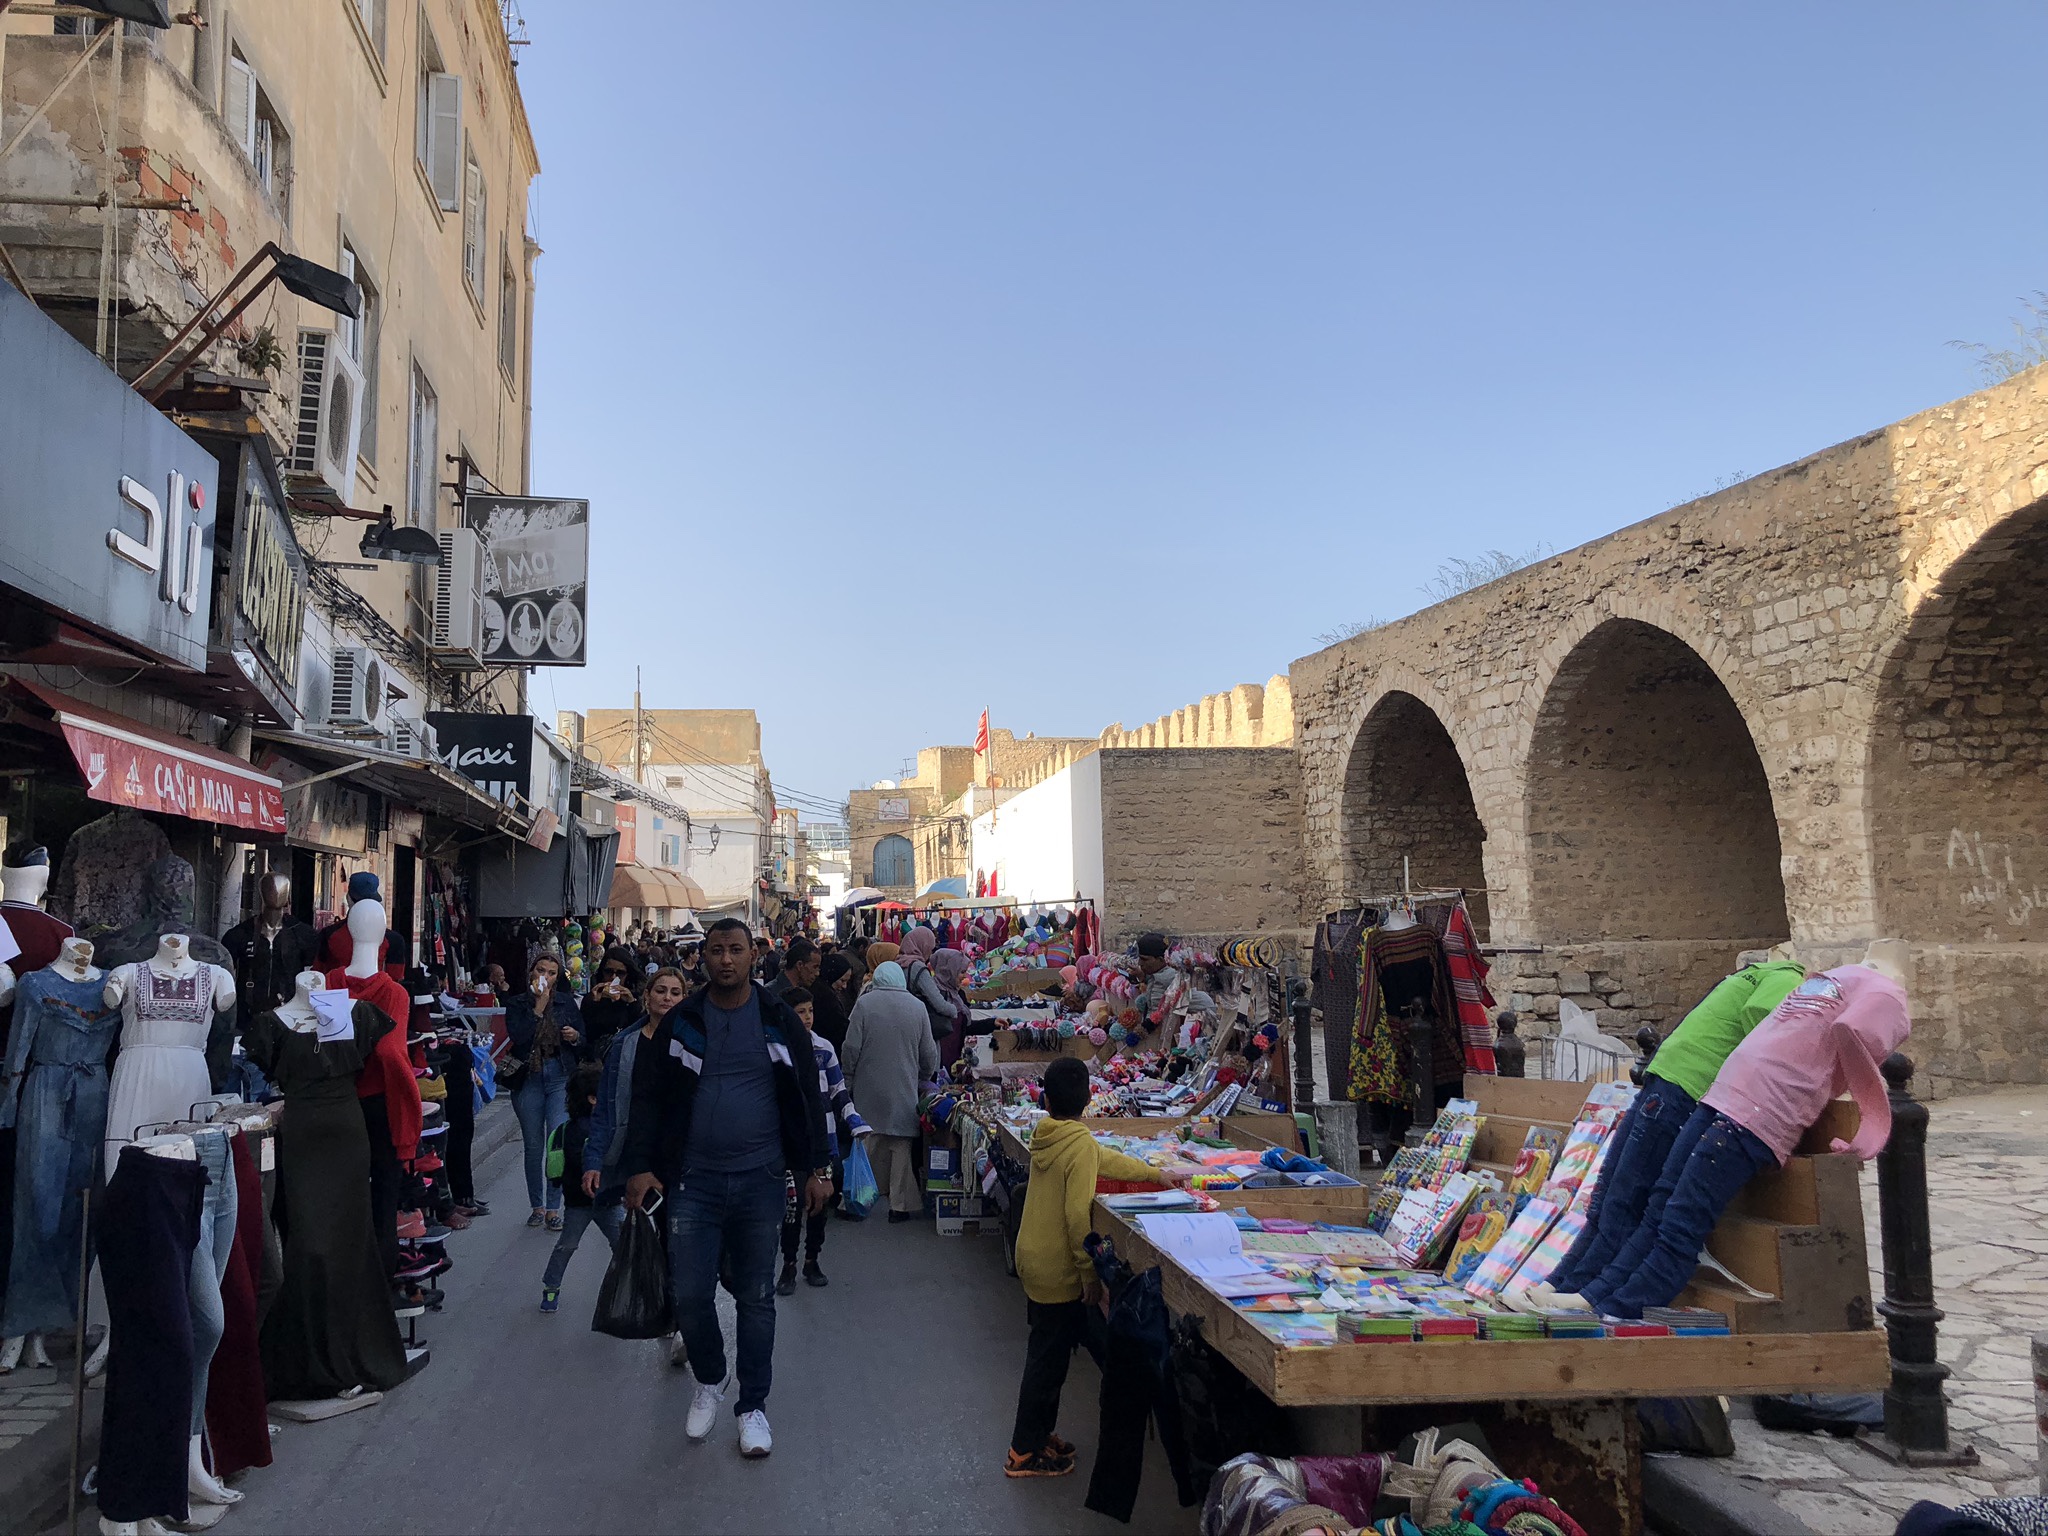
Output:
(1438, 900), (1498, 1075)
(1348, 919), (1464, 1105)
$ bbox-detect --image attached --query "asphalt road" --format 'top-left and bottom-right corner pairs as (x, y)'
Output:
(222, 1129), (1200, 1536)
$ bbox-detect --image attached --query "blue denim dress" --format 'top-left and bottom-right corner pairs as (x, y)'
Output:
(0, 968), (122, 1336)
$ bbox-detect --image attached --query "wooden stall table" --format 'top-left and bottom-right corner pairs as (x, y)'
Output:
(1088, 1074), (1893, 1536)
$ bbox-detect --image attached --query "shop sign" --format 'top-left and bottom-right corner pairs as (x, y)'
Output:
(0, 282), (220, 670)
(288, 775), (370, 854)
(877, 796), (910, 822)
(465, 494), (589, 667)
(614, 803), (638, 865)
(231, 447), (306, 700)
(61, 716), (284, 833)
(425, 712), (533, 806)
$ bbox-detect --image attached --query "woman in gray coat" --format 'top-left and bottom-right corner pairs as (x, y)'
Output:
(841, 961), (939, 1222)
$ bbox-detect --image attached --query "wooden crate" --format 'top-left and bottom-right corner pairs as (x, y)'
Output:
(1091, 1199), (1889, 1407)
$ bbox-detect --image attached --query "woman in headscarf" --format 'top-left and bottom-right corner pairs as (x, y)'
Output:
(929, 948), (973, 1066)
(896, 927), (957, 1045)
(841, 961), (938, 1223)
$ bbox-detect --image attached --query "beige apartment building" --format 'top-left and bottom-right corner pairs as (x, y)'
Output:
(0, 0), (539, 674)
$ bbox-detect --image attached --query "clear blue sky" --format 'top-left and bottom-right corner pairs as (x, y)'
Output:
(522, 2), (2047, 816)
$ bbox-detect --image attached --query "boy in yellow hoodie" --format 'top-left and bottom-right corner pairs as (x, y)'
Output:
(1007, 1055), (1188, 1478)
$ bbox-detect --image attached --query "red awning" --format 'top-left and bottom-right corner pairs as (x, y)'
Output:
(8, 680), (287, 836)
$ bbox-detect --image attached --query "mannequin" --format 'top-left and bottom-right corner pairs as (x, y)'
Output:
(1550, 944), (1910, 1319)
(325, 901), (421, 1292)
(217, 873), (317, 1090)
(241, 967), (407, 1401)
(0, 936), (122, 1369)
(102, 937), (237, 1155)
(314, 871), (409, 976)
(1, 845), (76, 975)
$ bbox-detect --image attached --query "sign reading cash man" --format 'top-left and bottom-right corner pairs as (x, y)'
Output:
(464, 494), (589, 667)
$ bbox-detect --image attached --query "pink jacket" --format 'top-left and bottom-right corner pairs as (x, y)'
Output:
(1700, 965), (1909, 1165)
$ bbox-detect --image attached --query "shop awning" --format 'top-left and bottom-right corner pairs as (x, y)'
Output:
(4, 678), (286, 835)
(608, 865), (706, 909)
(254, 729), (532, 840)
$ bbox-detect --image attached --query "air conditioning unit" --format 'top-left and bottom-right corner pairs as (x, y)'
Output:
(432, 527), (485, 667)
(389, 716), (439, 762)
(288, 329), (363, 504)
(327, 645), (386, 731)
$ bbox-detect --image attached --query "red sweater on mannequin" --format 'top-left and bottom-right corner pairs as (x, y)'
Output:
(326, 967), (423, 1162)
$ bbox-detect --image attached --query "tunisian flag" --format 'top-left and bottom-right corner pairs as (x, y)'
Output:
(974, 709), (989, 757)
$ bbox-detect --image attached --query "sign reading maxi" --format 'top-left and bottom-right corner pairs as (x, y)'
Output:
(426, 711), (535, 808)
(0, 281), (221, 671)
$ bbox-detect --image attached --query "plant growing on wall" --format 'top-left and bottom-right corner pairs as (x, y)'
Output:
(234, 324), (286, 377)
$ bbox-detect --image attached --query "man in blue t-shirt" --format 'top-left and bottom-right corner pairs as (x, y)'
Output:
(622, 918), (830, 1460)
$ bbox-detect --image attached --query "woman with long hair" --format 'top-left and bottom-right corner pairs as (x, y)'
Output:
(504, 954), (587, 1230)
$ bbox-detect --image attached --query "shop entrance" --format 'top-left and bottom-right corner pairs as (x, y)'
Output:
(1342, 691), (1490, 938)
(1525, 618), (1789, 1017)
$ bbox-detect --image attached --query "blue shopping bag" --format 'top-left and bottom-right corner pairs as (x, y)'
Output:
(841, 1140), (880, 1219)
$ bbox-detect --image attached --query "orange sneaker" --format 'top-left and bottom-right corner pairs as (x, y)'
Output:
(1004, 1447), (1076, 1478)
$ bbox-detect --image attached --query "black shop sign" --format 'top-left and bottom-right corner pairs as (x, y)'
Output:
(426, 712), (533, 807)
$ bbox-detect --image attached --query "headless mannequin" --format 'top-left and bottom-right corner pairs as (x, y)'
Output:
(0, 938), (104, 1374)
(1, 848), (73, 984)
(276, 969), (323, 1033)
(0, 860), (46, 906)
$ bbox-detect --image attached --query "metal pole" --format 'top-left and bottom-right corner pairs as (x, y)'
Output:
(67, 1184), (89, 1536)
(1403, 1000), (1434, 1146)
(1288, 984), (1315, 1114)
(1873, 1052), (1974, 1465)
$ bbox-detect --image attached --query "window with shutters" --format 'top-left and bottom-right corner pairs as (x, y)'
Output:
(407, 364), (439, 530)
(338, 243), (381, 459)
(225, 48), (290, 216)
(351, 0), (386, 60)
(461, 142), (486, 304)
(415, 11), (462, 214)
(497, 246), (517, 382)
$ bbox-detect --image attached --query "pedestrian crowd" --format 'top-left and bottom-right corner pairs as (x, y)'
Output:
(490, 916), (978, 1460)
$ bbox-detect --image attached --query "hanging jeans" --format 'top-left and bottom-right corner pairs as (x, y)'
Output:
(98, 1147), (204, 1527)
(1549, 1075), (1699, 1294)
(512, 1059), (569, 1213)
(361, 1095), (401, 1283)
(205, 1129), (271, 1480)
(668, 1167), (784, 1415)
(1086, 1266), (1199, 1522)
(1583, 1106), (1778, 1319)
(187, 1128), (237, 1436)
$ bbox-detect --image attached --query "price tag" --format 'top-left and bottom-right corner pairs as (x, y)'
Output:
(310, 989), (355, 1042)
(259, 1135), (275, 1173)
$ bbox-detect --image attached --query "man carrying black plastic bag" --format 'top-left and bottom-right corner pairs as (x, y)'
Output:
(619, 918), (832, 1461)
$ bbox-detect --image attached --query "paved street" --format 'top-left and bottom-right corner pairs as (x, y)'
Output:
(1721, 1085), (2048, 1534)
(221, 1134), (1195, 1536)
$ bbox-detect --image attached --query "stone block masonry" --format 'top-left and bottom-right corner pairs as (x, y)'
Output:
(1290, 363), (2048, 1094)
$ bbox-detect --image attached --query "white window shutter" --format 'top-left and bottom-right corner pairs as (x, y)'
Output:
(428, 73), (462, 211)
(226, 56), (256, 157)
(462, 155), (484, 294)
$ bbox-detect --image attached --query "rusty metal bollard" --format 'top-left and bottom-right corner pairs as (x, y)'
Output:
(1404, 1000), (1435, 1146)
(1289, 983), (1317, 1114)
(1869, 1052), (1976, 1466)
(1494, 1011), (1526, 1079)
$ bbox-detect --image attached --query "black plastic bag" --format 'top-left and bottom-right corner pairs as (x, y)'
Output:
(591, 1206), (673, 1339)
(1753, 1392), (1883, 1437)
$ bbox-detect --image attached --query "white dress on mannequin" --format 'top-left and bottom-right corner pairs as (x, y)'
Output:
(102, 955), (235, 1157)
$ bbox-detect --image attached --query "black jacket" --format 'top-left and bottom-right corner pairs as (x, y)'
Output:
(617, 984), (830, 1186)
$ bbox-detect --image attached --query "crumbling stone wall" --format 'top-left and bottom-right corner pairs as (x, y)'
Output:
(1292, 365), (2048, 1094)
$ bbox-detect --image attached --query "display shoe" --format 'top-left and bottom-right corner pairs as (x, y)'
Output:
(1004, 1447), (1075, 1478)
(395, 1210), (426, 1240)
(737, 1409), (772, 1458)
(685, 1382), (724, 1442)
(775, 1264), (797, 1297)
(802, 1262), (828, 1288)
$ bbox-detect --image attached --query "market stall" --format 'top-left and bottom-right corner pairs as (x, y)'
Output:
(1085, 1073), (1889, 1534)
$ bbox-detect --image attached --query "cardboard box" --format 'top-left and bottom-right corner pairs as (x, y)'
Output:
(934, 1193), (989, 1220)
(936, 1214), (999, 1237)
(926, 1148), (960, 1182)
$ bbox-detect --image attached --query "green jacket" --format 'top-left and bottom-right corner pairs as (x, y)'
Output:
(1647, 961), (1806, 1102)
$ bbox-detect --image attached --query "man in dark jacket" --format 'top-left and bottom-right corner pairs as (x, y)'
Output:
(622, 918), (831, 1460)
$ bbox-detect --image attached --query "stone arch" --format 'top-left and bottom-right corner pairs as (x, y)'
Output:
(1867, 499), (2048, 1085)
(1340, 677), (1491, 938)
(1523, 616), (1790, 1014)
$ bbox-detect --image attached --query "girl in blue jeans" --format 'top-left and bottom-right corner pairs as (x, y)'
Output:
(505, 954), (586, 1230)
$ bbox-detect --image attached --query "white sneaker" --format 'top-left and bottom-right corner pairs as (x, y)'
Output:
(685, 1382), (724, 1442)
(737, 1409), (772, 1458)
